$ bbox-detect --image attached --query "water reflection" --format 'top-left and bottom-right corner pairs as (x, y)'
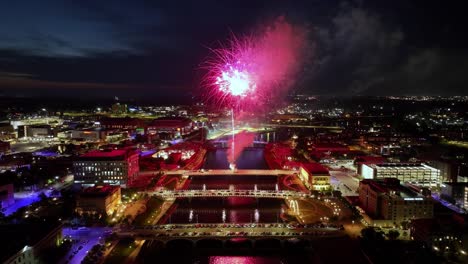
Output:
(204, 148), (269, 170)
(209, 256), (283, 264)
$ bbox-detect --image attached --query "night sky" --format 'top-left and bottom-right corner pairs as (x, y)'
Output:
(1, 0), (468, 99)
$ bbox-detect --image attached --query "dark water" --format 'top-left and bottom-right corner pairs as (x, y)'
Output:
(188, 175), (279, 191)
(203, 148), (269, 169)
(163, 197), (284, 224)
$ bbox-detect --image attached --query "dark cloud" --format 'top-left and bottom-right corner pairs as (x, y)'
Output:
(1, 0), (468, 97)
(306, 1), (468, 95)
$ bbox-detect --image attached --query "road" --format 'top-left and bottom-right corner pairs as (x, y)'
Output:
(329, 170), (360, 196)
(3, 174), (73, 216)
(60, 227), (112, 264)
(146, 189), (309, 199)
(166, 169), (296, 176)
(119, 224), (342, 239)
(432, 193), (467, 214)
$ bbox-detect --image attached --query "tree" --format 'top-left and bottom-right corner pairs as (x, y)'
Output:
(387, 229), (400, 240)
(361, 227), (385, 243)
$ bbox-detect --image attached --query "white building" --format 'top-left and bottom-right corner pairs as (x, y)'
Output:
(361, 163), (440, 187)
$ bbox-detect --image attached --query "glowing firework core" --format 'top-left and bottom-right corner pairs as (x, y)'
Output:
(216, 65), (256, 97)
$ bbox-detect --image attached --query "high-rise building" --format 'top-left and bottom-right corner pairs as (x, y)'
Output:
(359, 178), (433, 226)
(73, 149), (139, 187)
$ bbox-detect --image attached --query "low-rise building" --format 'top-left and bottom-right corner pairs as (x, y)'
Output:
(17, 124), (53, 139)
(99, 117), (146, 131)
(360, 163), (441, 187)
(76, 185), (121, 216)
(70, 128), (107, 142)
(299, 163), (331, 191)
(147, 117), (193, 140)
(73, 148), (139, 186)
(359, 178), (433, 226)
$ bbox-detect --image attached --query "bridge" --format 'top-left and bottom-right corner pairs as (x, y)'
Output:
(165, 169), (296, 176)
(145, 189), (309, 199)
(117, 223), (344, 244)
(261, 123), (343, 130)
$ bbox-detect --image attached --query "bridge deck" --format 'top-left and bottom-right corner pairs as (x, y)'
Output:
(166, 169), (296, 176)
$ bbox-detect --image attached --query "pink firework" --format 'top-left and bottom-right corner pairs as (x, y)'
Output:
(203, 16), (307, 108)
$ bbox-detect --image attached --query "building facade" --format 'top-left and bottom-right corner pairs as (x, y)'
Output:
(299, 163), (331, 191)
(76, 185), (121, 216)
(359, 178), (433, 226)
(147, 117), (193, 140)
(73, 149), (139, 186)
(361, 163), (441, 187)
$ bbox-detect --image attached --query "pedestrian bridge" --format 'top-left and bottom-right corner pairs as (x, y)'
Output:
(117, 224), (344, 246)
(145, 189), (309, 199)
(165, 169), (296, 176)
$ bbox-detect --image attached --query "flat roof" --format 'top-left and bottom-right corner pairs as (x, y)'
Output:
(80, 185), (120, 197)
(364, 163), (437, 170)
(301, 163), (330, 175)
(361, 179), (424, 199)
(78, 148), (137, 160)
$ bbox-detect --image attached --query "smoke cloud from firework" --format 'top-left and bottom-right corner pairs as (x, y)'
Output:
(226, 131), (256, 166)
(204, 16), (308, 107)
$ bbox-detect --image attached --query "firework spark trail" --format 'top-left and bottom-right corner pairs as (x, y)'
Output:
(227, 131), (256, 167)
(203, 16), (307, 108)
(203, 16), (308, 167)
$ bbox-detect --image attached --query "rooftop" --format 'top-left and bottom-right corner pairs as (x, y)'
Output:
(360, 178), (424, 199)
(79, 185), (120, 197)
(364, 163), (438, 170)
(149, 117), (192, 127)
(78, 148), (138, 160)
(301, 163), (330, 175)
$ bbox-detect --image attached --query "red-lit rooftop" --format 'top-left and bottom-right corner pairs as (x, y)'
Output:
(78, 148), (138, 160)
(79, 185), (120, 197)
(301, 163), (330, 175)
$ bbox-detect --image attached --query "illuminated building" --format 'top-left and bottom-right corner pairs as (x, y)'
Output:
(100, 117), (146, 131)
(147, 117), (193, 140)
(70, 128), (127, 142)
(359, 178), (433, 226)
(271, 114), (308, 123)
(17, 125), (53, 139)
(360, 163), (441, 187)
(440, 182), (468, 210)
(73, 149), (139, 186)
(299, 163), (331, 191)
(76, 185), (121, 216)
(0, 122), (14, 141)
(111, 102), (127, 114)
